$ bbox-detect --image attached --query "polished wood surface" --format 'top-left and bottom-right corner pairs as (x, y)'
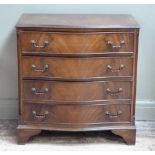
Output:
(112, 129), (136, 144)
(22, 103), (131, 124)
(22, 80), (132, 101)
(16, 14), (139, 29)
(20, 32), (134, 54)
(22, 56), (133, 79)
(16, 14), (139, 145)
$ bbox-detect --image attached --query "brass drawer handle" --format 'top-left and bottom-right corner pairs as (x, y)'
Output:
(107, 40), (125, 49)
(31, 87), (48, 95)
(106, 88), (123, 96)
(32, 111), (48, 119)
(105, 110), (122, 118)
(31, 40), (49, 48)
(107, 64), (125, 73)
(32, 64), (49, 72)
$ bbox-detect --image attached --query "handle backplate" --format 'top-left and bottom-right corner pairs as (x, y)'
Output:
(107, 64), (125, 73)
(32, 111), (49, 119)
(105, 110), (122, 118)
(106, 88), (123, 96)
(31, 40), (49, 48)
(31, 87), (49, 95)
(107, 40), (125, 49)
(32, 64), (49, 72)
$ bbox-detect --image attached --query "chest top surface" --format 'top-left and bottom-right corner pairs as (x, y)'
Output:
(16, 14), (139, 29)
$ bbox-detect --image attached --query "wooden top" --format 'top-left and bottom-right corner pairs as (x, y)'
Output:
(16, 14), (139, 29)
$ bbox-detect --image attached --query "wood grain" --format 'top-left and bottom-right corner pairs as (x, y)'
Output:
(22, 103), (131, 124)
(112, 129), (136, 145)
(17, 128), (42, 144)
(22, 56), (133, 79)
(22, 80), (132, 102)
(20, 32), (134, 54)
(16, 14), (140, 29)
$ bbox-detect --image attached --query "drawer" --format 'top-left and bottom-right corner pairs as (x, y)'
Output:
(22, 103), (131, 124)
(20, 32), (134, 54)
(22, 56), (133, 79)
(22, 80), (132, 101)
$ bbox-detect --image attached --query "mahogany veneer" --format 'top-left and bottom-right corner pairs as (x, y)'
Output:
(16, 14), (139, 145)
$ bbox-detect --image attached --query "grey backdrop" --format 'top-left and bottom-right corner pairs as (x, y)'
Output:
(0, 4), (155, 119)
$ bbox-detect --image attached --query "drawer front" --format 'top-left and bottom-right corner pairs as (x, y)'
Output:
(22, 56), (133, 79)
(20, 32), (134, 54)
(22, 103), (131, 124)
(22, 80), (132, 101)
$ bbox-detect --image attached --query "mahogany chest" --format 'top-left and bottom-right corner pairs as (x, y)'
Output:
(16, 14), (139, 144)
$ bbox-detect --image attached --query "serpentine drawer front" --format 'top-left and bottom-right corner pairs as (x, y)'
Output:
(16, 14), (139, 145)
(22, 103), (131, 124)
(22, 56), (133, 79)
(20, 32), (134, 54)
(22, 80), (132, 101)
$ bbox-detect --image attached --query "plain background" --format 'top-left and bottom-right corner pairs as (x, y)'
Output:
(0, 4), (155, 119)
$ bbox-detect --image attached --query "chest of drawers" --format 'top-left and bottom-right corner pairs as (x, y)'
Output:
(16, 14), (139, 144)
